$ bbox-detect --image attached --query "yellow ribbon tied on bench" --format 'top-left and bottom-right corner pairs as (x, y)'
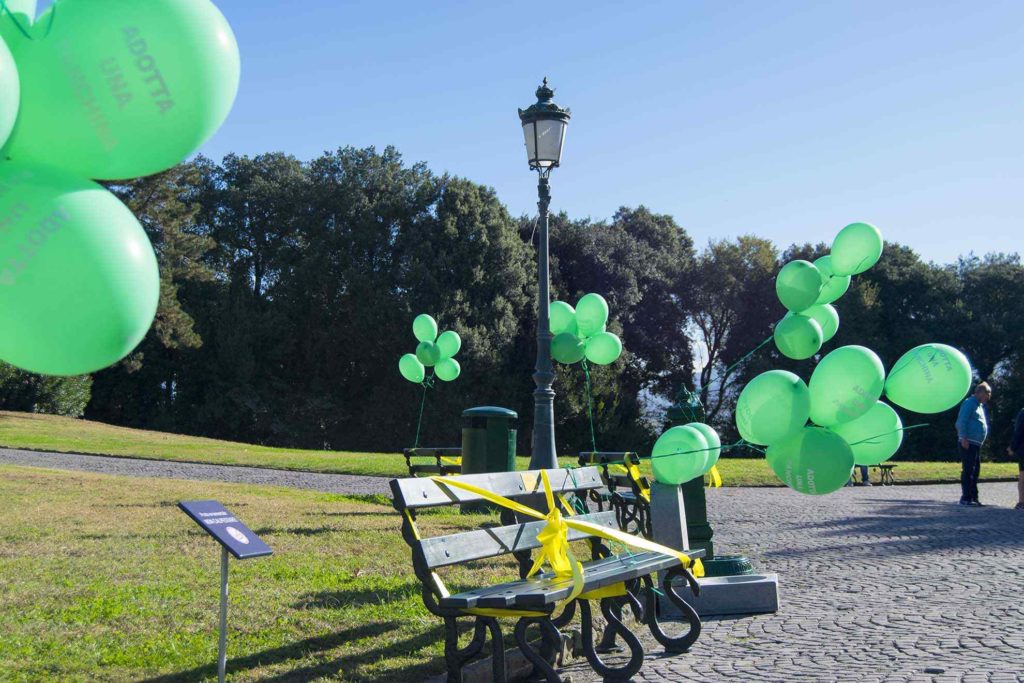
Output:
(430, 470), (703, 613)
(708, 465), (722, 488)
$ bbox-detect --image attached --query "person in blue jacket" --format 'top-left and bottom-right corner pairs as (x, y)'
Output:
(1008, 406), (1024, 510)
(955, 382), (991, 506)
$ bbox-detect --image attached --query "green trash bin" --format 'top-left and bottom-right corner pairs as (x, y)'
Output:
(461, 406), (517, 475)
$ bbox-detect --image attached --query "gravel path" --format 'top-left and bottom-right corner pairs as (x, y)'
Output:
(0, 447), (390, 496)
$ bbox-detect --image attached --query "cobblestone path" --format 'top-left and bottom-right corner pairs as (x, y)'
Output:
(564, 481), (1024, 682)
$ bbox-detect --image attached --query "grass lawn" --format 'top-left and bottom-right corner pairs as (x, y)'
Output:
(0, 465), (519, 682)
(1, 411), (1018, 486)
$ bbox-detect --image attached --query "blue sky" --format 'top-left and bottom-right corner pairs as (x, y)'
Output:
(41, 0), (1024, 263)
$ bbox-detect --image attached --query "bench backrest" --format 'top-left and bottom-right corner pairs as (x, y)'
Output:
(391, 467), (613, 574)
(404, 447), (462, 459)
(578, 452), (649, 495)
(402, 447), (462, 477)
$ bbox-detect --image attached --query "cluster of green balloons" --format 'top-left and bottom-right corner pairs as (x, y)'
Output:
(738, 341), (973, 495)
(398, 314), (462, 384)
(0, 0), (240, 376)
(651, 421), (721, 485)
(772, 222), (882, 360)
(737, 222), (976, 495)
(549, 293), (623, 366)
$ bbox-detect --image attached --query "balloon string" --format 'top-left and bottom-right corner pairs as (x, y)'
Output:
(582, 359), (598, 454)
(412, 372), (434, 449)
(848, 423), (929, 446)
(0, 0), (56, 41)
(719, 334), (774, 380)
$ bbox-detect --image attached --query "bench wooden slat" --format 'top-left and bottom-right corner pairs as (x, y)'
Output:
(420, 510), (619, 568)
(391, 467), (604, 510)
(440, 549), (705, 609)
(405, 447), (463, 457)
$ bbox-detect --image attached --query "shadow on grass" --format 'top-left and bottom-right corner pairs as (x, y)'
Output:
(293, 583), (421, 610)
(251, 526), (339, 537)
(141, 621), (443, 683)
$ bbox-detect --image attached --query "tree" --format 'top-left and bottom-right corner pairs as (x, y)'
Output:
(86, 164), (215, 429)
(545, 207), (696, 452)
(0, 363), (92, 417)
(688, 236), (778, 428)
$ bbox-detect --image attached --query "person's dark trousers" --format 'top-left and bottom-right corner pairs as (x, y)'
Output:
(959, 442), (981, 502)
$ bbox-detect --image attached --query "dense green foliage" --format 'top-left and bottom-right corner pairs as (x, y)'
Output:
(1, 146), (1022, 459)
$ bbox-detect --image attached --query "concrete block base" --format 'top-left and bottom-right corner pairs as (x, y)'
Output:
(661, 572), (780, 617)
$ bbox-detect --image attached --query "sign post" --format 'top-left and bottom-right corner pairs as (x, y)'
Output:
(179, 500), (272, 683)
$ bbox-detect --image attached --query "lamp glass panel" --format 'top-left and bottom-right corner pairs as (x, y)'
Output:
(522, 121), (538, 165)
(534, 119), (566, 167)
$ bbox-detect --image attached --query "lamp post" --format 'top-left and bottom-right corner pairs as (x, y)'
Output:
(519, 78), (570, 470)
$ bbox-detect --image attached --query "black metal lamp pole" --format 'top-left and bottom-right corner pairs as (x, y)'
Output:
(518, 79), (570, 470)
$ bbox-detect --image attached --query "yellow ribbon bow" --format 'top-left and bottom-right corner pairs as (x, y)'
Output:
(431, 470), (703, 611)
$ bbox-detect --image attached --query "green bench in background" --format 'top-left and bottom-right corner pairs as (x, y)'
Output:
(402, 447), (462, 477)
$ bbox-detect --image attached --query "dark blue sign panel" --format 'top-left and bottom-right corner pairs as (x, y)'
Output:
(179, 500), (272, 559)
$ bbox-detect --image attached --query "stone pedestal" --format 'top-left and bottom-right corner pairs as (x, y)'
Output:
(649, 481), (689, 550)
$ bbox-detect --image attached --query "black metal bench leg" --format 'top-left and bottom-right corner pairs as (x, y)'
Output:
(443, 616), (489, 683)
(643, 568), (702, 653)
(485, 617), (508, 683)
(514, 617), (562, 683)
(595, 590), (643, 653)
(595, 598), (622, 653)
(579, 598), (645, 682)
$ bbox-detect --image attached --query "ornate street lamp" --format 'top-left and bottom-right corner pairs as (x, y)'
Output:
(519, 78), (570, 469)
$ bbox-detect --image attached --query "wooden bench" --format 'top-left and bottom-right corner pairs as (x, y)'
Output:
(874, 464), (897, 486)
(402, 447), (462, 477)
(391, 467), (704, 682)
(579, 452), (652, 538)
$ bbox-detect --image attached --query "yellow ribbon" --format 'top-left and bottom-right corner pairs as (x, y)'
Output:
(430, 470), (703, 612)
(627, 461), (651, 502)
(439, 456), (462, 466)
(708, 465), (722, 488)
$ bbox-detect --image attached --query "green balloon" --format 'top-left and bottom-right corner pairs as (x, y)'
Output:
(549, 301), (577, 336)
(584, 332), (622, 366)
(808, 345), (885, 427)
(830, 401), (903, 466)
(5, 0), (241, 180)
(0, 0), (37, 49)
(813, 255), (851, 305)
(884, 343), (972, 414)
(575, 293), (609, 338)
(0, 161), (159, 375)
(652, 425), (709, 485)
(398, 353), (425, 383)
(687, 422), (721, 471)
(774, 314), (823, 360)
(831, 222), (883, 276)
(803, 304), (839, 343)
(735, 370), (811, 446)
(551, 332), (585, 364)
(415, 340), (441, 367)
(0, 37), (17, 150)
(435, 330), (461, 359)
(767, 426), (854, 495)
(435, 357), (461, 382)
(775, 260), (823, 313)
(412, 314), (438, 343)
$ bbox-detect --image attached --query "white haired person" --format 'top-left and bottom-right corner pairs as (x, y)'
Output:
(955, 382), (991, 506)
